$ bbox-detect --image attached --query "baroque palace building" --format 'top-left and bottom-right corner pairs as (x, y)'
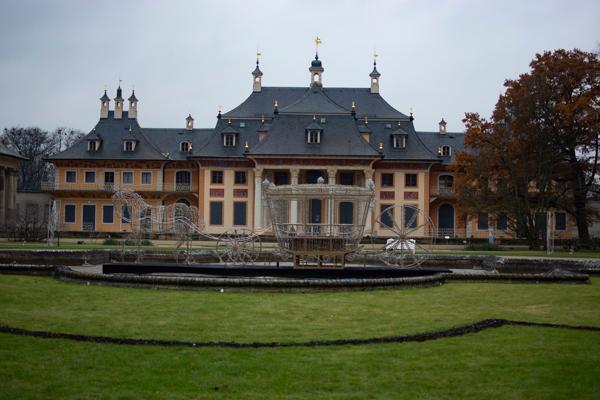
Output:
(44, 52), (575, 239)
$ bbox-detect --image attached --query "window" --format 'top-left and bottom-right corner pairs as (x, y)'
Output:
(64, 205), (76, 223)
(496, 213), (508, 231)
(85, 171), (95, 183)
(180, 142), (191, 152)
(121, 205), (131, 223)
(380, 205), (394, 228)
(274, 171), (289, 185)
(176, 171), (191, 184)
(307, 130), (321, 144)
(339, 202), (354, 224)
(211, 170), (223, 184)
(234, 171), (247, 185)
(392, 134), (407, 149)
(339, 172), (354, 186)
(477, 212), (489, 230)
(239, 122), (246, 128)
(223, 134), (236, 147)
(405, 174), (417, 187)
(381, 173), (394, 187)
(210, 202), (223, 225)
(233, 202), (247, 226)
(555, 212), (566, 231)
(65, 171), (76, 183)
(439, 175), (454, 189)
(104, 171), (114, 183)
(123, 140), (135, 152)
(102, 205), (114, 224)
(122, 171), (133, 184)
(442, 146), (451, 156)
(141, 172), (152, 185)
(404, 206), (417, 228)
(320, 117), (326, 124)
(88, 141), (98, 151)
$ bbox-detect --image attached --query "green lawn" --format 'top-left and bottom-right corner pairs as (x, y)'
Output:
(0, 275), (599, 398)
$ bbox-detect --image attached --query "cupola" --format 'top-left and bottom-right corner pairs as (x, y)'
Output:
(185, 114), (194, 130)
(369, 53), (381, 94)
(252, 53), (263, 92)
(114, 84), (124, 119)
(309, 37), (324, 87)
(100, 90), (110, 119)
(128, 90), (138, 119)
(439, 118), (447, 134)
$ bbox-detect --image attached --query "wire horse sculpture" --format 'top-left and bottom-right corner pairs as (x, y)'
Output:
(112, 189), (261, 264)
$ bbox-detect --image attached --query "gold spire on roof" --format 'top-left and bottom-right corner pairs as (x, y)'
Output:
(315, 36), (322, 54)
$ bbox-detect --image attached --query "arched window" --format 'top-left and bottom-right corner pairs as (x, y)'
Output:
(442, 146), (451, 156)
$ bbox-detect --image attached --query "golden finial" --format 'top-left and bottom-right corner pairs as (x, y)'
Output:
(274, 100), (279, 108)
(364, 116), (368, 125)
(351, 100), (356, 109)
(315, 36), (322, 54)
(261, 114), (265, 123)
(244, 141), (249, 150)
(128, 126), (132, 132)
(378, 142), (384, 151)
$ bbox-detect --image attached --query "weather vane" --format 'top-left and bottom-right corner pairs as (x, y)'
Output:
(256, 48), (261, 63)
(315, 36), (322, 54)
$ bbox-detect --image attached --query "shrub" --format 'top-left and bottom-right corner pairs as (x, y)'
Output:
(103, 238), (120, 246)
(464, 242), (503, 251)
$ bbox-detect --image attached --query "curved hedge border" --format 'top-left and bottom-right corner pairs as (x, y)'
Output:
(0, 319), (598, 349)
(55, 266), (445, 291)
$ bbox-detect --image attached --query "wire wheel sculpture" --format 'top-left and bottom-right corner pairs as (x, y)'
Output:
(216, 229), (262, 266)
(111, 190), (262, 265)
(376, 204), (436, 268)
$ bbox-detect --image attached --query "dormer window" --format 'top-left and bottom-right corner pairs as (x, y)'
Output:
(87, 140), (100, 152)
(123, 140), (136, 152)
(439, 145), (451, 156)
(307, 130), (321, 144)
(223, 134), (236, 147)
(180, 142), (192, 152)
(392, 134), (407, 149)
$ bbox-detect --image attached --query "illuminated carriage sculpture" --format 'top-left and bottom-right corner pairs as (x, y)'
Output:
(263, 178), (376, 268)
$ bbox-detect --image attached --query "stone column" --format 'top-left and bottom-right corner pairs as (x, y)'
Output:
(327, 168), (337, 185)
(364, 169), (374, 234)
(290, 169), (299, 225)
(253, 168), (263, 230)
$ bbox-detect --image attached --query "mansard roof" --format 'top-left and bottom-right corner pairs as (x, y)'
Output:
(417, 130), (466, 164)
(223, 86), (408, 119)
(249, 114), (380, 157)
(50, 111), (168, 161)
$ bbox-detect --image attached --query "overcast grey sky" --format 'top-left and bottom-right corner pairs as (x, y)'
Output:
(0, 0), (598, 134)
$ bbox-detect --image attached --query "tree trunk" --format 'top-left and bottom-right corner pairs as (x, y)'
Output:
(569, 152), (592, 246)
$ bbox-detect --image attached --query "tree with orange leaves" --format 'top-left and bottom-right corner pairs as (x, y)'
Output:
(454, 49), (600, 247)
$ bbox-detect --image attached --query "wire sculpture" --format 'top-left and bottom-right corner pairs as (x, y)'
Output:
(111, 189), (261, 265)
(375, 204), (436, 268)
(263, 179), (375, 268)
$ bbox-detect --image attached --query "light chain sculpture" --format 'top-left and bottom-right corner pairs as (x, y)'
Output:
(112, 189), (261, 265)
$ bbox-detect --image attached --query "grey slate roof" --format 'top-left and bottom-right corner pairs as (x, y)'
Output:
(0, 142), (26, 160)
(143, 127), (212, 161)
(367, 120), (440, 161)
(248, 114), (380, 157)
(223, 87), (408, 119)
(50, 111), (169, 160)
(417, 131), (466, 164)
